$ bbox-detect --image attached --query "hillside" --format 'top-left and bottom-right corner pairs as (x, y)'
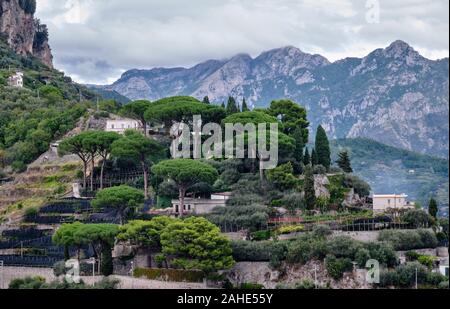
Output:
(0, 37), (96, 172)
(87, 85), (131, 105)
(98, 41), (449, 158)
(330, 138), (449, 216)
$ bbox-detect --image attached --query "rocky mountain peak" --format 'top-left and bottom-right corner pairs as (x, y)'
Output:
(381, 40), (424, 65)
(0, 0), (53, 68)
(97, 41), (449, 158)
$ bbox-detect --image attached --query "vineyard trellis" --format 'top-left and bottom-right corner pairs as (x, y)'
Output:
(80, 170), (144, 192)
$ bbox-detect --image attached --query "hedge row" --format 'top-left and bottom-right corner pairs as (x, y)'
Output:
(133, 268), (205, 283)
(378, 229), (438, 251)
(231, 241), (288, 262)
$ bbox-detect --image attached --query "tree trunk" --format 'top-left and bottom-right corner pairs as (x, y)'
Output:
(142, 120), (147, 136)
(142, 162), (149, 199)
(179, 187), (186, 218)
(259, 159), (264, 183)
(100, 158), (106, 190)
(90, 158), (95, 191)
(83, 162), (88, 194)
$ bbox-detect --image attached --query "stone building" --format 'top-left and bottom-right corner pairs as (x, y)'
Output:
(7, 71), (23, 87)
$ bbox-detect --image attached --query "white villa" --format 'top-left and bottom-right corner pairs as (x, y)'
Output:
(172, 192), (232, 215)
(7, 71), (24, 88)
(372, 193), (415, 213)
(105, 118), (140, 134)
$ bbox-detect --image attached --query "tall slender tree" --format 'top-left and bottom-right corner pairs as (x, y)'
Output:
(303, 148), (311, 166)
(304, 165), (316, 210)
(315, 125), (331, 170)
(226, 97), (239, 115)
(336, 150), (353, 173)
(241, 98), (250, 112)
(202, 96), (210, 104)
(292, 127), (305, 163)
(428, 197), (438, 219)
(311, 148), (318, 166)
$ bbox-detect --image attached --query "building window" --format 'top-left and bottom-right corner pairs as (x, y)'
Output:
(111, 124), (115, 129)
(388, 199), (391, 205)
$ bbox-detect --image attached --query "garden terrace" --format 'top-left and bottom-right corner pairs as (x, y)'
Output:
(0, 255), (61, 267)
(39, 199), (92, 214)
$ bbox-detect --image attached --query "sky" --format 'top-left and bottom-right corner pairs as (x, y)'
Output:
(35, 0), (449, 84)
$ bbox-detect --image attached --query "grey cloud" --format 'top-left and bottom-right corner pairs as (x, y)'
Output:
(36, 0), (449, 84)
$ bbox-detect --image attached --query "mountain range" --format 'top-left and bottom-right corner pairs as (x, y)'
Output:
(94, 41), (449, 158)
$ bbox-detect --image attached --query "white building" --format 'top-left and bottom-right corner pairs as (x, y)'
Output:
(105, 118), (140, 134)
(439, 258), (449, 277)
(373, 194), (415, 213)
(172, 192), (232, 215)
(7, 71), (24, 88)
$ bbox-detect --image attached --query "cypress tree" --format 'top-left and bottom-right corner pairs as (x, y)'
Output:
(292, 128), (305, 163)
(101, 243), (113, 276)
(311, 148), (318, 166)
(315, 125), (331, 170)
(226, 97), (239, 115)
(202, 96), (210, 104)
(241, 98), (250, 112)
(336, 150), (353, 173)
(428, 198), (438, 219)
(304, 165), (316, 210)
(303, 148), (311, 166)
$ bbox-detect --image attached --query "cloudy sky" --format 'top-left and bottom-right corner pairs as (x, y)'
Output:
(36, 0), (449, 84)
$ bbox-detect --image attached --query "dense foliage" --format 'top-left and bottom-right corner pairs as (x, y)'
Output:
(0, 38), (96, 171)
(378, 229), (438, 251)
(92, 185), (145, 224)
(160, 217), (235, 273)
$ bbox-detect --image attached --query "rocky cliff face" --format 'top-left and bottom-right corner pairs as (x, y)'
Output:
(100, 41), (449, 158)
(0, 0), (53, 67)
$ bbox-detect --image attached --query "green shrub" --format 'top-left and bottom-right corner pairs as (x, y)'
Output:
(438, 281), (449, 289)
(231, 240), (288, 262)
(417, 255), (435, 270)
(379, 262), (428, 288)
(9, 276), (46, 289)
(401, 210), (434, 228)
(312, 225), (332, 238)
(239, 283), (264, 290)
(24, 207), (38, 218)
(326, 236), (361, 259)
(251, 230), (271, 241)
(134, 268), (205, 283)
(355, 248), (371, 268)
(286, 235), (328, 264)
(405, 251), (420, 261)
(361, 242), (398, 268)
(378, 229), (438, 250)
(294, 279), (316, 289)
(277, 225), (304, 235)
(426, 272), (447, 286)
(325, 255), (353, 280)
